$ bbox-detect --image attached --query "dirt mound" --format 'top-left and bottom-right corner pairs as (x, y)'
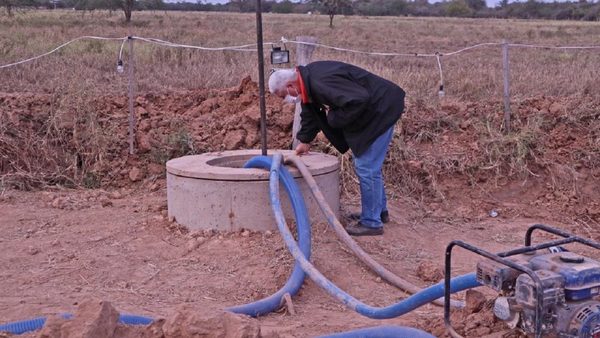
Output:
(0, 76), (294, 190)
(1, 79), (599, 223)
(394, 95), (600, 223)
(36, 297), (262, 338)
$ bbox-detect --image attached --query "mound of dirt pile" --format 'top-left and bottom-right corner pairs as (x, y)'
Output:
(0, 76), (294, 189)
(1, 80), (599, 222)
(36, 298), (262, 338)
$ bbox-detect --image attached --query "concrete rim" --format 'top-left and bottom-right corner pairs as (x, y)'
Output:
(166, 149), (340, 181)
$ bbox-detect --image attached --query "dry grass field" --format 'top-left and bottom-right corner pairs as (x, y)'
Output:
(1, 10), (600, 100)
(1, 10), (599, 337)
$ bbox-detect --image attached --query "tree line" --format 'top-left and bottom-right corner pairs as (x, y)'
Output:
(2, 0), (600, 23)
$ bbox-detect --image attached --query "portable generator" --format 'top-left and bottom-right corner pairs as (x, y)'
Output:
(444, 224), (600, 338)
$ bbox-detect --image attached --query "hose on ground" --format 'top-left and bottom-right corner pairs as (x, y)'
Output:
(284, 155), (465, 309)
(0, 313), (152, 335)
(226, 156), (312, 316)
(269, 153), (480, 319)
(316, 325), (436, 338)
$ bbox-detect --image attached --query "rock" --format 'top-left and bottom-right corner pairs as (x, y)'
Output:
(186, 239), (201, 253)
(38, 315), (69, 338)
(114, 318), (165, 338)
(416, 261), (444, 282)
(51, 298), (120, 338)
(27, 246), (41, 255)
(548, 102), (564, 114)
(110, 191), (122, 200)
(162, 307), (260, 338)
(223, 129), (246, 150)
(465, 289), (487, 313)
(138, 119), (152, 132)
(100, 198), (113, 207)
(137, 133), (153, 154)
(129, 167), (143, 182)
(198, 97), (219, 114)
(148, 163), (164, 176)
(471, 326), (492, 336)
(241, 230), (250, 237)
(51, 197), (65, 209)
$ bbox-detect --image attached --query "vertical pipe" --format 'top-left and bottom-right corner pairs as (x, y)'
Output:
(127, 36), (136, 155)
(255, 0), (267, 155)
(502, 40), (511, 134)
(291, 36), (317, 149)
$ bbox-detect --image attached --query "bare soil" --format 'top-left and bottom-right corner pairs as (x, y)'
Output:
(1, 77), (599, 337)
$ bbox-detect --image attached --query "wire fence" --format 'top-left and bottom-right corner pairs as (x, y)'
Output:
(2, 34), (600, 151)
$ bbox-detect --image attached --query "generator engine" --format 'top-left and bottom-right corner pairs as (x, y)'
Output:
(477, 250), (600, 337)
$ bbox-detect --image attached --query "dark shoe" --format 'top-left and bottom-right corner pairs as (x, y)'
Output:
(345, 222), (384, 237)
(347, 210), (390, 224)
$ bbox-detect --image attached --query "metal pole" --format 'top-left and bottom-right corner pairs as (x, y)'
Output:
(127, 36), (136, 155)
(255, 0), (267, 156)
(502, 40), (511, 134)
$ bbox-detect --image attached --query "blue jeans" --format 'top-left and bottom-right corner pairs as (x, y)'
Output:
(353, 126), (395, 228)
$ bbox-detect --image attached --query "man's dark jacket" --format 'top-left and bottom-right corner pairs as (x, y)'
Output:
(296, 61), (405, 156)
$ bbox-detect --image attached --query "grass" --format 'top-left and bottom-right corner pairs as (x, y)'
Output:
(1, 10), (599, 213)
(0, 11), (599, 101)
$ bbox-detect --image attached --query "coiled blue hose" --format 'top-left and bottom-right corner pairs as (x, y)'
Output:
(0, 313), (152, 335)
(226, 156), (312, 316)
(267, 153), (481, 320)
(316, 325), (436, 338)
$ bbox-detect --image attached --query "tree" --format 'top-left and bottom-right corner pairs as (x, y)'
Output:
(0, 0), (14, 16)
(465, 0), (485, 10)
(314, 0), (351, 28)
(446, 0), (473, 16)
(121, 0), (134, 21)
(272, 0), (293, 13)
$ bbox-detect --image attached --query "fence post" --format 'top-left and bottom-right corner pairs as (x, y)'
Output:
(502, 40), (511, 134)
(127, 36), (136, 155)
(291, 36), (317, 150)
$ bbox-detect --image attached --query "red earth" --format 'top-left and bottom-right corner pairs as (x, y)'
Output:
(1, 77), (599, 337)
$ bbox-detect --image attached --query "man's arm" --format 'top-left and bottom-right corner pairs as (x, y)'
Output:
(295, 103), (321, 145)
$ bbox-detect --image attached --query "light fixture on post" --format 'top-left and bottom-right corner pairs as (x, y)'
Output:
(271, 46), (290, 65)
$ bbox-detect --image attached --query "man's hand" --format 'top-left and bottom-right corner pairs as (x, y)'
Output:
(295, 142), (310, 156)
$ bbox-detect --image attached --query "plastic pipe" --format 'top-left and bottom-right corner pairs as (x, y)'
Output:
(269, 154), (480, 319)
(226, 155), (312, 316)
(284, 155), (465, 309)
(0, 313), (153, 335)
(316, 325), (436, 338)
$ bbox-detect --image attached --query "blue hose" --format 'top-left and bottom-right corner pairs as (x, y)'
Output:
(226, 156), (312, 316)
(316, 325), (436, 338)
(2, 153), (479, 335)
(268, 153), (481, 319)
(0, 313), (153, 335)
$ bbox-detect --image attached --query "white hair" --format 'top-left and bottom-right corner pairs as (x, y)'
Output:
(268, 68), (297, 94)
